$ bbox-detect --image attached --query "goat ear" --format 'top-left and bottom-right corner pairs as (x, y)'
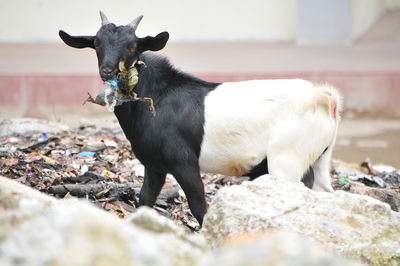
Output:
(138, 31), (169, 52)
(59, 30), (95, 49)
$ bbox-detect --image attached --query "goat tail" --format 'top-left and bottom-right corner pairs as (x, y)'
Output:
(305, 83), (343, 122)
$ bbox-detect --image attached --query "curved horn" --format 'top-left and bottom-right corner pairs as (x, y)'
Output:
(127, 15), (143, 31)
(100, 11), (111, 26)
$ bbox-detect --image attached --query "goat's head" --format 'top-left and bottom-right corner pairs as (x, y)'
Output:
(59, 11), (169, 81)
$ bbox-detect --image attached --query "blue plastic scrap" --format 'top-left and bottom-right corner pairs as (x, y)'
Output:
(76, 151), (95, 158)
(38, 133), (49, 141)
(86, 79), (132, 112)
(39, 133), (48, 138)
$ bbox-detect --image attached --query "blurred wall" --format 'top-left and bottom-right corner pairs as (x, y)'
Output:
(352, 0), (385, 40)
(386, 0), (400, 9)
(0, 0), (399, 44)
(297, 0), (391, 44)
(0, 0), (295, 43)
(296, 0), (352, 44)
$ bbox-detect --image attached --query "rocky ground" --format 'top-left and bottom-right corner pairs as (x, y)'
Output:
(0, 118), (399, 231)
(1, 118), (400, 265)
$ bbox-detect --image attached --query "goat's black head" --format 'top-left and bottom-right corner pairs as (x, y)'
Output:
(59, 11), (169, 81)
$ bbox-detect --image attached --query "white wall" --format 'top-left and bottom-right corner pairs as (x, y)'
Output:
(296, 0), (397, 44)
(296, 0), (353, 45)
(385, 0), (400, 9)
(0, 0), (295, 43)
(352, 0), (385, 40)
(1, 0), (399, 44)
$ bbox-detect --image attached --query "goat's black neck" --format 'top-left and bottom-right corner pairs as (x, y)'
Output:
(113, 52), (220, 148)
(134, 53), (218, 98)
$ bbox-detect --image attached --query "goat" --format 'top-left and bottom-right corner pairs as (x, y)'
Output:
(59, 12), (342, 225)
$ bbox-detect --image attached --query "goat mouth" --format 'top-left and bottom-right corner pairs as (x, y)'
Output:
(101, 72), (119, 82)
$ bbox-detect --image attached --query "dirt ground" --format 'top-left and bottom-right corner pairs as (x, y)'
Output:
(334, 116), (400, 168)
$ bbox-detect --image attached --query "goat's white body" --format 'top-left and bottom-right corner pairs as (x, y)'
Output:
(198, 79), (341, 192)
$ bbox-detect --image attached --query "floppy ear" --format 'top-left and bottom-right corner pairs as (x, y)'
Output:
(138, 31), (169, 52)
(59, 30), (95, 49)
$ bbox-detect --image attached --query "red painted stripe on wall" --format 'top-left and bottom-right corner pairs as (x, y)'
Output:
(1, 71), (399, 112)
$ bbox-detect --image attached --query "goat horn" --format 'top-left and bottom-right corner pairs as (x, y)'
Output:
(100, 11), (111, 26)
(127, 15), (143, 31)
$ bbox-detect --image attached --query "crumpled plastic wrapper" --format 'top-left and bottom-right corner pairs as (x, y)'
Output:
(84, 61), (156, 115)
(85, 80), (131, 112)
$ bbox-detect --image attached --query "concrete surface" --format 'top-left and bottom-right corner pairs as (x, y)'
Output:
(335, 117), (400, 168)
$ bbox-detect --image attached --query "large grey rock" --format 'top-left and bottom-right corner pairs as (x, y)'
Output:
(342, 182), (400, 211)
(199, 231), (362, 266)
(0, 176), (57, 241)
(203, 175), (400, 265)
(129, 207), (205, 250)
(0, 175), (390, 266)
(0, 118), (69, 137)
(0, 177), (204, 266)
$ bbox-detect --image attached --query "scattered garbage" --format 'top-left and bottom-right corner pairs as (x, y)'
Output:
(133, 164), (145, 177)
(339, 177), (352, 185)
(332, 159), (400, 189)
(63, 148), (71, 157)
(38, 132), (49, 142)
(373, 164), (397, 173)
(76, 151), (96, 158)
(25, 156), (42, 163)
(5, 137), (19, 143)
(1, 122), (399, 228)
(81, 141), (107, 152)
(0, 124), (212, 226)
(331, 159), (400, 211)
(103, 139), (118, 148)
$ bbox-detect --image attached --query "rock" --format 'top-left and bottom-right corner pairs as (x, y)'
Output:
(333, 164), (368, 178)
(0, 175), (376, 266)
(0, 118), (69, 137)
(341, 182), (400, 211)
(199, 231), (363, 266)
(81, 140), (107, 152)
(0, 175), (57, 241)
(374, 164), (397, 173)
(129, 207), (206, 251)
(0, 176), (204, 266)
(203, 175), (400, 265)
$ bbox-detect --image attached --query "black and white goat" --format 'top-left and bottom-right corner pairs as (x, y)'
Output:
(59, 12), (342, 225)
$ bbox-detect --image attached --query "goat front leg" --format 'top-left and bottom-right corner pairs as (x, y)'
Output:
(171, 165), (207, 226)
(139, 168), (167, 207)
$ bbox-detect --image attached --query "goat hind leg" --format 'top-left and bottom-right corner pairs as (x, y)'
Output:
(268, 153), (307, 183)
(301, 167), (314, 189)
(171, 165), (207, 226)
(311, 146), (334, 192)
